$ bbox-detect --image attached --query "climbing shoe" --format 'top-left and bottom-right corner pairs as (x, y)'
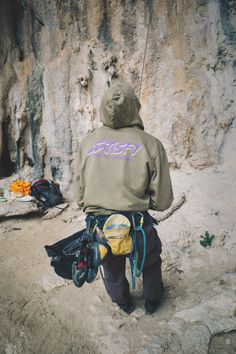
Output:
(72, 260), (88, 288)
(117, 300), (135, 315)
(92, 242), (108, 268)
(86, 266), (98, 284)
(144, 299), (159, 315)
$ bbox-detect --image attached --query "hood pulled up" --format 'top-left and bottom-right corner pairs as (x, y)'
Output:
(100, 82), (144, 130)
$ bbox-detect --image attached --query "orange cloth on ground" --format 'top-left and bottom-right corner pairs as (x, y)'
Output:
(10, 180), (31, 196)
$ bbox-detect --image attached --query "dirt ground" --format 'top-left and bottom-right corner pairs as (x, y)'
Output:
(0, 161), (236, 354)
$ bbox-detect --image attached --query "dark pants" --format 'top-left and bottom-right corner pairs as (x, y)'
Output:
(102, 226), (163, 305)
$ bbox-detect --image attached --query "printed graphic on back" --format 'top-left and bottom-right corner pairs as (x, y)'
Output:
(87, 140), (142, 161)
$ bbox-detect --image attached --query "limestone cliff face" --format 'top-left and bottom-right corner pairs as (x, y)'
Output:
(0, 0), (235, 197)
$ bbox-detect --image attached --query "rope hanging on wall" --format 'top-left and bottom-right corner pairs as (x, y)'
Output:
(138, 2), (152, 99)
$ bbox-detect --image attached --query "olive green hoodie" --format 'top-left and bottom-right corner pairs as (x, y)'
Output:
(75, 82), (173, 215)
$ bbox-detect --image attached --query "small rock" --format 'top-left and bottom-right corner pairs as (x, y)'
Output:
(181, 324), (211, 354)
(41, 272), (69, 291)
(94, 295), (102, 303)
(89, 305), (97, 314)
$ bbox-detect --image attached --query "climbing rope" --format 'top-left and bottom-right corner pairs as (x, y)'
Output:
(138, 2), (152, 99)
(130, 212), (147, 288)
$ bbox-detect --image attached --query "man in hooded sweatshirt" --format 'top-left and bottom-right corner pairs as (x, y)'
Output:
(75, 81), (173, 315)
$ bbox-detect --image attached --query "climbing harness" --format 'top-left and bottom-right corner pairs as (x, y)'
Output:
(45, 212), (148, 289)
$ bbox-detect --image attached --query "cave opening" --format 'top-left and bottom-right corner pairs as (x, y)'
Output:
(0, 117), (16, 177)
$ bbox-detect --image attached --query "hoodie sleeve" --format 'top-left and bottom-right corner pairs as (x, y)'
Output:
(75, 147), (84, 208)
(148, 142), (174, 211)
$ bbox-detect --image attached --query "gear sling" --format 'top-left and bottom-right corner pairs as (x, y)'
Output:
(45, 212), (155, 289)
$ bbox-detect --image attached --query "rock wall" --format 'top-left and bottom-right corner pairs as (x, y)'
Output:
(0, 0), (235, 197)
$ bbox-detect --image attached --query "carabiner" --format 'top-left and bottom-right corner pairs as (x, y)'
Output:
(131, 212), (144, 231)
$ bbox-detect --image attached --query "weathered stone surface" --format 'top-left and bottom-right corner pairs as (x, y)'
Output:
(41, 271), (70, 292)
(41, 202), (69, 220)
(0, 0), (235, 197)
(0, 4), (236, 350)
(209, 330), (236, 354)
(139, 289), (236, 354)
(0, 200), (38, 217)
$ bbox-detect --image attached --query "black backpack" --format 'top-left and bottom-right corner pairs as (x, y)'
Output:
(45, 230), (85, 279)
(45, 228), (99, 287)
(31, 179), (63, 209)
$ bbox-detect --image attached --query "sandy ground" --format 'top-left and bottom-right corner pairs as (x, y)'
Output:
(0, 160), (236, 354)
